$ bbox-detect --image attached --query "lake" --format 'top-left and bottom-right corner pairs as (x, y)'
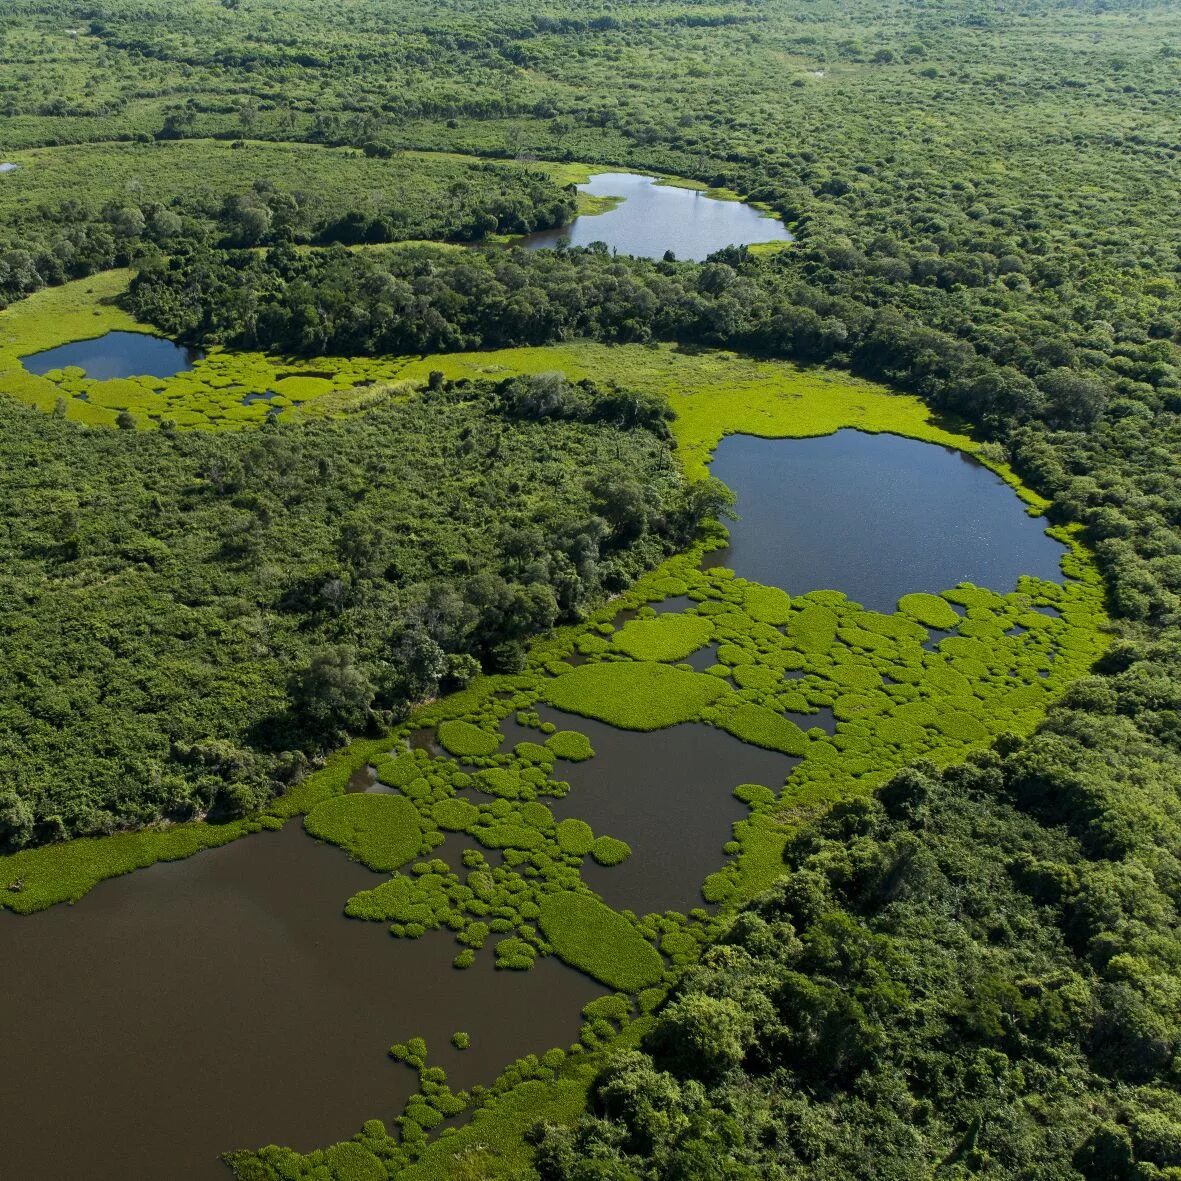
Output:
(21, 330), (202, 380)
(518, 172), (792, 261)
(708, 429), (1067, 611)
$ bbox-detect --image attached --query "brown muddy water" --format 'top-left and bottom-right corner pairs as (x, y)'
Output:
(502, 705), (797, 916)
(0, 822), (604, 1181)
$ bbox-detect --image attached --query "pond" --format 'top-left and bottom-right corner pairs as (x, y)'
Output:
(0, 823), (604, 1181)
(21, 330), (202, 381)
(517, 171), (792, 261)
(502, 706), (796, 916)
(708, 429), (1067, 612)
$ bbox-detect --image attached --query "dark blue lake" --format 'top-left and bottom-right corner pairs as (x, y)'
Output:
(519, 171), (792, 261)
(22, 330), (202, 380)
(709, 429), (1067, 611)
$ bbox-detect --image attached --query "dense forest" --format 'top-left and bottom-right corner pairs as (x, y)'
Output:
(0, 0), (1179, 1177)
(0, 148), (574, 304)
(0, 376), (712, 845)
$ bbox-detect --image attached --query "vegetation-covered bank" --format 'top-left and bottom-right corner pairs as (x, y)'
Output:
(0, 374), (705, 854)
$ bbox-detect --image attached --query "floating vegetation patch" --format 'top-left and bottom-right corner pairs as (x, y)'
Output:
(304, 794), (423, 873)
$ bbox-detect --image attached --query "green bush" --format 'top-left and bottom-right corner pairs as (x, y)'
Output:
(303, 794), (422, 871)
(538, 891), (665, 991)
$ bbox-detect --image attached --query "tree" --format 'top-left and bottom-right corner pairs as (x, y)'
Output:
(290, 646), (374, 735)
(647, 995), (753, 1082)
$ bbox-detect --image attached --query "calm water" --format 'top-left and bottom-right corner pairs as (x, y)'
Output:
(0, 823), (603, 1181)
(503, 706), (796, 916)
(519, 172), (792, 261)
(709, 430), (1067, 612)
(22, 330), (202, 380)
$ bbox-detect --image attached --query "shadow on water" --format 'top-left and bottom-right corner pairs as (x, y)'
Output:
(502, 705), (797, 916)
(0, 823), (603, 1181)
(21, 330), (203, 380)
(515, 172), (792, 262)
(708, 430), (1068, 612)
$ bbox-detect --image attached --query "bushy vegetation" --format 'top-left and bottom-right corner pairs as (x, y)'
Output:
(0, 375), (693, 850)
(532, 745), (1181, 1180)
(0, 140), (574, 307)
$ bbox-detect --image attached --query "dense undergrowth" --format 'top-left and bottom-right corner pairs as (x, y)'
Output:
(0, 375), (702, 847)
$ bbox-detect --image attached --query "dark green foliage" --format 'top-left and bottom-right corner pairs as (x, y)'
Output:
(533, 747), (1181, 1178)
(0, 380), (691, 847)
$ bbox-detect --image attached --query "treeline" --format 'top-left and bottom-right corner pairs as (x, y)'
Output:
(128, 241), (1166, 440)
(0, 164), (573, 307)
(533, 737), (1181, 1178)
(0, 374), (722, 850)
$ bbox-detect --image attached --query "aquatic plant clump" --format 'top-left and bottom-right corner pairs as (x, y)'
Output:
(542, 661), (729, 729)
(610, 613), (713, 662)
(538, 891), (666, 992)
(304, 794), (423, 872)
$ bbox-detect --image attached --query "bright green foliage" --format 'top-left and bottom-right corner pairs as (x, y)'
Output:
(538, 892), (666, 992)
(545, 731), (595, 762)
(437, 720), (502, 759)
(555, 819), (595, 857)
(790, 603), (840, 650)
(711, 701), (809, 757)
(304, 794), (423, 872)
(590, 836), (632, 867)
(897, 593), (962, 631)
(611, 614), (713, 662)
(742, 584), (792, 625)
(451, 1032), (471, 1050)
(543, 661), (729, 729)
